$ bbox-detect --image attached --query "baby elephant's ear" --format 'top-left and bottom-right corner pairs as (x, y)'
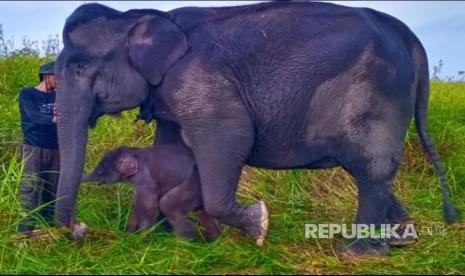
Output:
(116, 153), (139, 178)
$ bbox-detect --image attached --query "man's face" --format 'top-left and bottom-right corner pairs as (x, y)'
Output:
(44, 74), (57, 91)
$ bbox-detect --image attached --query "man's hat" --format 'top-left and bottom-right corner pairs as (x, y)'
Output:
(39, 61), (55, 74)
(39, 61), (56, 81)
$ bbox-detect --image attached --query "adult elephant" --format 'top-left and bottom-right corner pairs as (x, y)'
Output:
(54, 1), (458, 255)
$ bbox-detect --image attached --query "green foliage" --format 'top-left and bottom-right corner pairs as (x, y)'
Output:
(0, 55), (464, 274)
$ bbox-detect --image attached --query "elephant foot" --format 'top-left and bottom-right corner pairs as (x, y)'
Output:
(197, 211), (222, 242)
(127, 219), (139, 233)
(175, 228), (199, 240)
(243, 201), (269, 246)
(386, 220), (417, 247)
(17, 223), (35, 234)
(387, 235), (416, 247)
(200, 230), (220, 242)
(336, 238), (390, 257)
(68, 222), (89, 241)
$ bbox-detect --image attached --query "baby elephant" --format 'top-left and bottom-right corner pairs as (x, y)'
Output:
(82, 145), (221, 241)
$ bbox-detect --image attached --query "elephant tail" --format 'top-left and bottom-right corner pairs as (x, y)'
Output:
(414, 46), (460, 224)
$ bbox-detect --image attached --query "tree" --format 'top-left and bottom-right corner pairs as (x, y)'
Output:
(0, 24), (9, 56)
(42, 34), (61, 56)
(17, 36), (40, 56)
(432, 59), (443, 80)
(0, 23), (61, 57)
(458, 71), (465, 82)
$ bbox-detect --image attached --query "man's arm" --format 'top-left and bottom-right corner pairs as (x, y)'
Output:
(19, 90), (55, 125)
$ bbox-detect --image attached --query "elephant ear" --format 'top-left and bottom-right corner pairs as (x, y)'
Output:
(128, 14), (189, 85)
(116, 152), (139, 178)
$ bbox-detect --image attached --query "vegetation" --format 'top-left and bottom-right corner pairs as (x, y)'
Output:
(1, 53), (464, 274)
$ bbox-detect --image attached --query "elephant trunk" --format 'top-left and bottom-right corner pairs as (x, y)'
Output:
(55, 96), (92, 228)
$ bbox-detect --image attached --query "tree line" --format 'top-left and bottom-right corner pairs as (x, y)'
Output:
(0, 24), (60, 57)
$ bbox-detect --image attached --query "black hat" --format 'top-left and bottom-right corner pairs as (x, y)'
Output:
(39, 61), (55, 81)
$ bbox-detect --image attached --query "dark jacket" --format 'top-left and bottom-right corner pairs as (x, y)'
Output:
(19, 87), (58, 149)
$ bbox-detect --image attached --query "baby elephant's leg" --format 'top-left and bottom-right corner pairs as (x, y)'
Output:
(159, 183), (201, 240)
(197, 210), (222, 241)
(127, 211), (141, 233)
(128, 184), (159, 232)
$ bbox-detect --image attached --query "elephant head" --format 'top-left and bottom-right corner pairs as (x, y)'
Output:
(54, 3), (189, 227)
(81, 147), (139, 185)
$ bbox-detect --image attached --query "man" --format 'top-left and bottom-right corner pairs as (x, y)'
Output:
(18, 61), (59, 233)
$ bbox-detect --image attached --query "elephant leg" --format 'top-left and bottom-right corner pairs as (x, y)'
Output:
(190, 134), (269, 246)
(355, 177), (393, 226)
(386, 193), (410, 223)
(154, 120), (184, 146)
(336, 171), (393, 256)
(152, 120), (183, 232)
(386, 192), (416, 247)
(127, 213), (141, 233)
(128, 184), (159, 232)
(159, 183), (200, 240)
(197, 210), (222, 241)
(336, 144), (404, 256)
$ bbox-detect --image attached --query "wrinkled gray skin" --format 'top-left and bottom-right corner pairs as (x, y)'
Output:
(55, 2), (458, 255)
(81, 145), (221, 240)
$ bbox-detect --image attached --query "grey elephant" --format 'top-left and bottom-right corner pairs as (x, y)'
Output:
(54, 1), (458, 255)
(81, 145), (221, 241)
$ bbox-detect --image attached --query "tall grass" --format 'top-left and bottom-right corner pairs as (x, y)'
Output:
(0, 55), (464, 274)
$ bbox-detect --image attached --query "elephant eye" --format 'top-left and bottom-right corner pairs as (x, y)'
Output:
(75, 62), (87, 76)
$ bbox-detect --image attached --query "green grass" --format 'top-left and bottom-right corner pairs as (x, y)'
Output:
(1, 55), (465, 274)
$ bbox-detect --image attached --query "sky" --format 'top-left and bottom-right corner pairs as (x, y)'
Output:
(0, 1), (463, 78)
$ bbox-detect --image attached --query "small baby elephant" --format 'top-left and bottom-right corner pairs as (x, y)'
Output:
(82, 145), (221, 241)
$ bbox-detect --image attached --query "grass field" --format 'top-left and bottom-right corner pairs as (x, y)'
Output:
(0, 55), (464, 274)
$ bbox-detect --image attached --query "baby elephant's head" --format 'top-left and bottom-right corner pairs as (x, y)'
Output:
(81, 147), (139, 185)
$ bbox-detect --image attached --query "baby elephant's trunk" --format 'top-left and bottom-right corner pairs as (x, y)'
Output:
(80, 173), (109, 185)
(80, 174), (92, 183)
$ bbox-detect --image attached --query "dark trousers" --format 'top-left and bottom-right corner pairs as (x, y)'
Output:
(18, 144), (60, 233)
